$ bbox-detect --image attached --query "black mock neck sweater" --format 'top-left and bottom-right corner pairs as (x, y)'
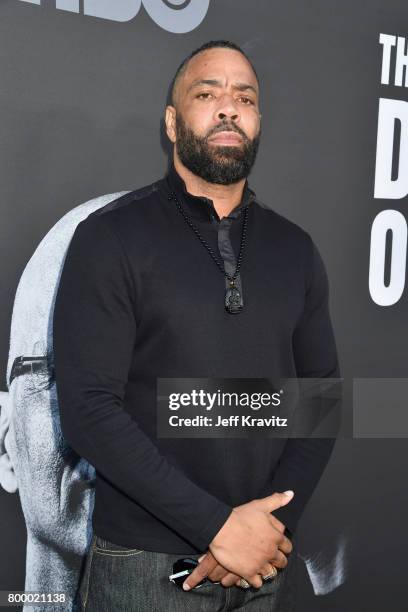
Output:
(53, 163), (340, 554)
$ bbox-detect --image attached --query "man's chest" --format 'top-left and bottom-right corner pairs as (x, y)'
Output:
(128, 217), (306, 347)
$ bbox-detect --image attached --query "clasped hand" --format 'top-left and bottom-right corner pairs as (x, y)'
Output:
(183, 490), (294, 591)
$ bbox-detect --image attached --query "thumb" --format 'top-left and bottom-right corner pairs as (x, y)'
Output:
(260, 490), (294, 512)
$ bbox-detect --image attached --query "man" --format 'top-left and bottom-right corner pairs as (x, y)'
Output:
(53, 40), (340, 610)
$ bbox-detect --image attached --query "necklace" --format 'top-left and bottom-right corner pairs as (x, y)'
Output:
(168, 190), (249, 314)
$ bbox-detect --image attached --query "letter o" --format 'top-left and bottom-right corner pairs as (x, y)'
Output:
(369, 209), (407, 305)
(142, 0), (210, 33)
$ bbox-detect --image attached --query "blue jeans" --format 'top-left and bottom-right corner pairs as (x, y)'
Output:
(79, 533), (298, 611)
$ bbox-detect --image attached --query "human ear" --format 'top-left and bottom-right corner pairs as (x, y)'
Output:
(165, 105), (177, 144)
(0, 391), (18, 494)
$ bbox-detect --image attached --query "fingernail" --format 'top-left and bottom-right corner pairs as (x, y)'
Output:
(183, 582), (191, 591)
(198, 555), (205, 562)
(284, 490), (294, 497)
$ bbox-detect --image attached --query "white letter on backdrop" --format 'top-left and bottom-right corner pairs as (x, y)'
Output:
(369, 209), (407, 306)
(374, 98), (408, 199)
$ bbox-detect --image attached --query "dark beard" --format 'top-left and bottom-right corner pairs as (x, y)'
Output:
(175, 114), (260, 185)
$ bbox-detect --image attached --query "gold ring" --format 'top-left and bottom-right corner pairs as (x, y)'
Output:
(262, 566), (278, 580)
(238, 578), (251, 589)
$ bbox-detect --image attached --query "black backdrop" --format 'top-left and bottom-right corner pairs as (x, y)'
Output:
(1, 1), (408, 610)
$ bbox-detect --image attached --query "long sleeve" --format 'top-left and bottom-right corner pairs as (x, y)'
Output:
(52, 214), (232, 552)
(270, 237), (341, 534)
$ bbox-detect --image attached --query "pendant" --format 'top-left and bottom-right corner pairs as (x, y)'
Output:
(225, 283), (243, 314)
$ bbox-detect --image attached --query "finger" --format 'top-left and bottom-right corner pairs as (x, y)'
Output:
(275, 531), (292, 555)
(269, 514), (285, 533)
(268, 549), (288, 569)
(237, 561), (276, 588)
(259, 562), (276, 577)
(266, 519), (293, 554)
(261, 490), (294, 513)
(182, 555), (218, 591)
(245, 574), (264, 589)
(236, 575), (264, 589)
(207, 564), (230, 582)
(278, 536), (293, 555)
(220, 572), (241, 587)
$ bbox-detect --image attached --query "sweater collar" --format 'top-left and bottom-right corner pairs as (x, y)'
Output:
(165, 162), (256, 222)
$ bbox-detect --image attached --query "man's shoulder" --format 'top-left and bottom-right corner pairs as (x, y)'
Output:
(253, 197), (312, 246)
(84, 179), (162, 224)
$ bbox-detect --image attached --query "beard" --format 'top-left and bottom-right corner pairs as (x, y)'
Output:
(175, 114), (260, 185)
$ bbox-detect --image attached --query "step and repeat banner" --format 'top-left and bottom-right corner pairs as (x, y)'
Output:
(1, 1), (408, 610)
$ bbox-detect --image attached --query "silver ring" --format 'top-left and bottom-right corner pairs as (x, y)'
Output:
(262, 566), (278, 580)
(238, 578), (251, 589)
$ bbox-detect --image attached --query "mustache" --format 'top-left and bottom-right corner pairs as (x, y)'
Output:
(206, 122), (248, 141)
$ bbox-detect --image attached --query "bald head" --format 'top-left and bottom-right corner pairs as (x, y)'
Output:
(170, 40), (259, 109)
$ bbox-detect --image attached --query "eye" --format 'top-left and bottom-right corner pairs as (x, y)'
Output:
(238, 96), (254, 105)
(196, 92), (214, 100)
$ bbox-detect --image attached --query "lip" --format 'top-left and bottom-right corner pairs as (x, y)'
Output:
(208, 131), (243, 145)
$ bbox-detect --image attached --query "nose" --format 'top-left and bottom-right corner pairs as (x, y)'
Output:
(214, 93), (240, 123)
